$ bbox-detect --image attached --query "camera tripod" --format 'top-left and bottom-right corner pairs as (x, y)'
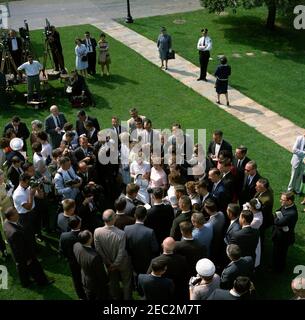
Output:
(0, 46), (17, 75)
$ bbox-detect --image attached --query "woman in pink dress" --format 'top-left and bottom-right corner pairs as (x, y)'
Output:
(149, 157), (168, 190)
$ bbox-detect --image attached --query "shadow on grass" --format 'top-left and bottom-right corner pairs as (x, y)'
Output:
(169, 68), (196, 77)
(215, 15), (305, 64)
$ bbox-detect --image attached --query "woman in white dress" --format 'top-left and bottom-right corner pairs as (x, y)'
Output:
(75, 38), (88, 77)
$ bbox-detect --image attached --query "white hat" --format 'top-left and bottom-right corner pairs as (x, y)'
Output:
(10, 138), (24, 151)
(196, 258), (215, 277)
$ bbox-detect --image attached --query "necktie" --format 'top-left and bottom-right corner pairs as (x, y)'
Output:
(18, 168), (22, 175)
(203, 37), (206, 46)
(247, 176), (251, 186)
(237, 160), (241, 169)
(55, 116), (60, 128)
(14, 126), (18, 133)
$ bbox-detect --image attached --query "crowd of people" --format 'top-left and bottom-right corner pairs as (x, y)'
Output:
(0, 105), (301, 300)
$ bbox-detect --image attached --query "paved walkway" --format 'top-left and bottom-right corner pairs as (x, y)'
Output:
(93, 20), (302, 152)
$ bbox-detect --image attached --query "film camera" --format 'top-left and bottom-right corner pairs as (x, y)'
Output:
(29, 176), (46, 188)
(19, 20), (30, 41)
(64, 178), (81, 187)
(0, 30), (9, 49)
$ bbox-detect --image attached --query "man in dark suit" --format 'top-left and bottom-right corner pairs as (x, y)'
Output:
(3, 207), (53, 287)
(232, 145), (251, 195)
(147, 237), (189, 300)
(4, 116), (30, 152)
(170, 195), (192, 241)
(74, 230), (109, 300)
(76, 110), (100, 137)
(45, 105), (67, 149)
(208, 168), (228, 214)
(219, 159), (236, 204)
(77, 161), (97, 190)
(195, 180), (212, 220)
(124, 206), (159, 276)
(208, 130), (232, 167)
(229, 210), (259, 262)
(145, 187), (174, 247)
(174, 221), (207, 275)
(255, 178), (274, 247)
(85, 120), (98, 145)
(82, 32), (97, 75)
(114, 197), (135, 230)
(208, 276), (254, 300)
(224, 203), (241, 245)
(8, 29), (22, 74)
(239, 160), (261, 206)
(220, 244), (254, 289)
(272, 192), (298, 272)
(73, 136), (96, 165)
(57, 199), (77, 233)
(7, 157), (24, 189)
(59, 216), (86, 299)
(138, 259), (174, 300)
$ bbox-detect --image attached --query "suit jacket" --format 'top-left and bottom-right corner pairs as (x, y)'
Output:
(230, 226), (259, 261)
(220, 256), (254, 289)
(224, 218), (241, 245)
(174, 238), (207, 275)
(4, 122), (30, 150)
(124, 223), (159, 274)
(57, 213), (72, 233)
(82, 37), (97, 53)
(291, 135), (305, 168)
(3, 221), (35, 264)
(114, 214), (135, 231)
(86, 129), (98, 145)
(8, 37), (22, 54)
(7, 165), (22, 189)
(233, 156), (251, 193)
(255, 188), (274, 229)
(239, 172), (261, 205)
(76, 116), (100, 136)
(73, 146), (95, 163)
(73, 242), (109, 300)
(59, 230), (80, 261)
(211, 180), (228, 212)
(145, 203), (174, 246)
(272, 204), (298, 245)
(147, 253), (189, 300)
(138, 274), (174, 300)
(208, 139), (233, 164)
(208, 289), (241, 300)
(170, 210), (192, 241)
(222, 171), (236, 203)
(45, 113), (67, 148)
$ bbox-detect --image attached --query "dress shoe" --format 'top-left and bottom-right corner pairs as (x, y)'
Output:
(197, 78), (203, 81)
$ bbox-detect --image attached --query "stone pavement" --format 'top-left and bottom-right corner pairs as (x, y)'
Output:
(92, 20), (302, 152)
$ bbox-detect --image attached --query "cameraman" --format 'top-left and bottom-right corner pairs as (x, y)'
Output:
(47, 26), (66, 73)
(8, 30), (22, 72)
(54, 156), (82, 200)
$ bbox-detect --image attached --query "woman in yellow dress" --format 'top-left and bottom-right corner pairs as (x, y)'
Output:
(97, 33), (111, 76)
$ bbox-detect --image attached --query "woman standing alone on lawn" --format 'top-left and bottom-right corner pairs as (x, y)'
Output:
(214, 56), (231, 106)
(157, 27), (172, 70)
(98, 33), (111, 76)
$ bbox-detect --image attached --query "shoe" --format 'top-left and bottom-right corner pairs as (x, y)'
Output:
(197, 78), (203, 81)
(216, 100), (220, 104)
(227, 101), (230, 106)
(165, 67), (168, 70)
(203, 78), (208, 82)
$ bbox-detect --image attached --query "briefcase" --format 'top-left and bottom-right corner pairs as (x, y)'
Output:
(167, 50), (175, 60)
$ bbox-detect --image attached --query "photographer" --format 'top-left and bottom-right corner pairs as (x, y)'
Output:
(54, 156), (82, 200)
(47, 26), (66, 73)
(8, 30), (22, 71)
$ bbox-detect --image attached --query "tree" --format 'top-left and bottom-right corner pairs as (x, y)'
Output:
(200, 0), (299, 29)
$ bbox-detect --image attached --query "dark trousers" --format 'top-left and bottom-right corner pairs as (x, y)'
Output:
(34, 197), (50, 233)
(17, 257), (49, 287)
(0, 231), (6, 253)
(199, 51), (210, 80)
(10, 50), (22, 73)
(272, 234), (290, 272)
(69, 260), (87, 300)
(27, 74), (41, 100)
(87, 51), (96, 74)
(51, 48), (65, 72)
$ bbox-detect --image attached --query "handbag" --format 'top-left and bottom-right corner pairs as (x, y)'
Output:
(167, 50), (175, 60)
(81, 55), (88, 62)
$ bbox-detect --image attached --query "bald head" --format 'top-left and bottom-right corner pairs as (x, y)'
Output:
(103, 209), (115, 225)
(291, 277), (305, 298)
(162, 237), (176, 254)
(50, 105), (59, 116)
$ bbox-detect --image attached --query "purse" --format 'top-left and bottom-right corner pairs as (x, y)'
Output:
(167, 50), (175, 60)
(81, 55), (88, 62)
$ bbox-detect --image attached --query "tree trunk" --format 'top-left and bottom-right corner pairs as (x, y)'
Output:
(266, 1), (277, 30)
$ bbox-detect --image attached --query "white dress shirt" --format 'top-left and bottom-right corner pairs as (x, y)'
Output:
(17, 61), (42, 76)
(13, 185), (35, 214)
(197, 36), (212, 51)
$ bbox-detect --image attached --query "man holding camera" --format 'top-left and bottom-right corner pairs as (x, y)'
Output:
(47, 26), (66, 73)
(8, 30), (22, 74)
(54, 157), (82, 200)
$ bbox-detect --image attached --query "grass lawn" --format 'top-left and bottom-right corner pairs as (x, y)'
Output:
(0, 23), (304, 300)
(123, 7), (305, 129)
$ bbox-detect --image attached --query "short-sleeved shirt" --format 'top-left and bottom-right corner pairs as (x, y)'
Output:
(13, 185), (35, 214)
(17, 61), (42, 76)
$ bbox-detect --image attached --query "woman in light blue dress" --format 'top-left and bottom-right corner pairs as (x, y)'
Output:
(75, 38), (88, 77)
(157, 27), (172, 70)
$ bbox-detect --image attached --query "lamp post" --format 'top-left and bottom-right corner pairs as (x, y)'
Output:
(125, 0), (133, 23)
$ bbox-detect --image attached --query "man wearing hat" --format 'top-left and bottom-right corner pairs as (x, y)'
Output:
(189, 258), (220, 300)
(197, 28), (212, 81)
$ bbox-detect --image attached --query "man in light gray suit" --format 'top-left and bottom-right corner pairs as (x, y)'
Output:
(94, 209), (133, 300)
(45, 105), (67, 149)
(288, 134), (305, 194)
